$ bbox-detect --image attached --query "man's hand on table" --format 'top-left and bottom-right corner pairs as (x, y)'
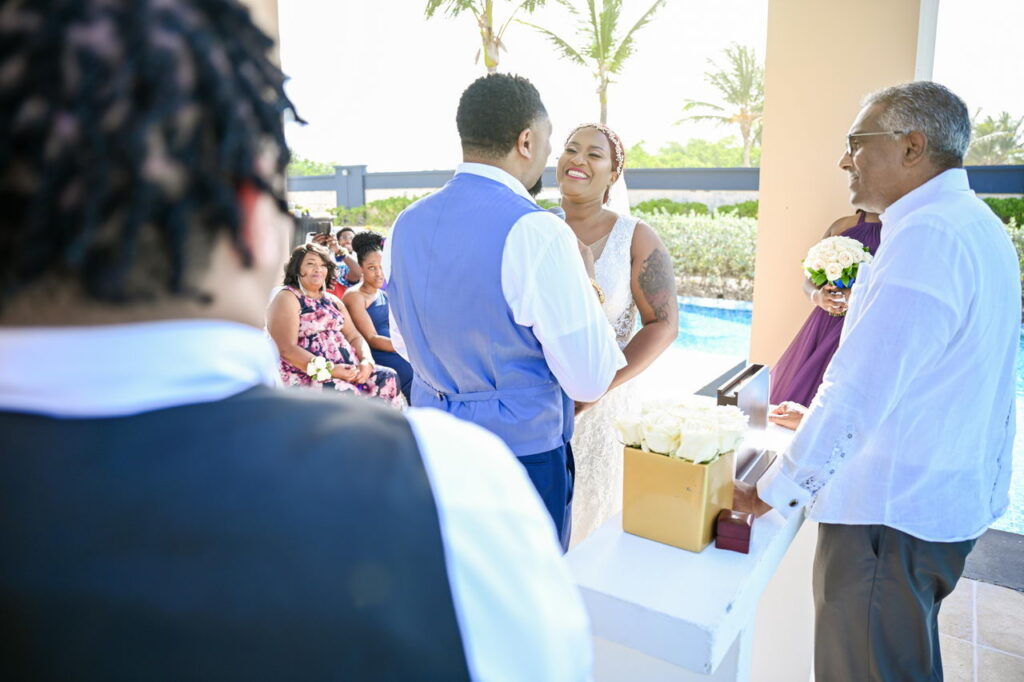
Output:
(768, 401), (807, 431)
(733, 480), (772, 517)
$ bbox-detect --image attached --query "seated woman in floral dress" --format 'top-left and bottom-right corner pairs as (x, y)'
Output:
(266, 243), (403, 408)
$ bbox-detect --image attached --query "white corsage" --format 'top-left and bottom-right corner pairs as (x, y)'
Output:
(306, 356), (335, 382)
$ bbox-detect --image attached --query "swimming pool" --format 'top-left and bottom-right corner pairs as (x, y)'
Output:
(673, 297), (1024, 536)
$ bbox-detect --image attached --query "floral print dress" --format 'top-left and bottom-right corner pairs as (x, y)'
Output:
(279, 287), (404, 408)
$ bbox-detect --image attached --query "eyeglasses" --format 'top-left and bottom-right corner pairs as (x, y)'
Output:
(845, 130), (909, 156)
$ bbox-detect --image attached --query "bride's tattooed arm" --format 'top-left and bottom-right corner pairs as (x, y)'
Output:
(601, 221), (679, 394)
(638, 247), (676, 322)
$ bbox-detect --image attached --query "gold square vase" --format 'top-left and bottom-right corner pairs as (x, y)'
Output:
(622, 447), (735, 553)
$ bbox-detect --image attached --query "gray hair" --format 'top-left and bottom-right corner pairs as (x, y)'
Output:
(862, 81), (971, 170)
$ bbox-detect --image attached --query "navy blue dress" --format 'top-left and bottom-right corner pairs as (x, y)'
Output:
(367, 290), (413, 401)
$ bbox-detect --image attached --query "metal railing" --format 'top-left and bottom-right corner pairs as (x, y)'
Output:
(288, 164), (1024, 208)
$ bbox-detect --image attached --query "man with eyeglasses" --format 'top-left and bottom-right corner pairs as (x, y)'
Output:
(737, 82), (1020, 680)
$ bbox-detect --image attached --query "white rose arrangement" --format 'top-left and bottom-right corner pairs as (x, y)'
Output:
(306, 356), (335, 383)
(616, 400), (749, 464)
(803, 235), (872, 288)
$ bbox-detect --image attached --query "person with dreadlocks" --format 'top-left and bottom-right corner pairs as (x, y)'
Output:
(556, 123), (679, 545)
(0, 2), (592, 680)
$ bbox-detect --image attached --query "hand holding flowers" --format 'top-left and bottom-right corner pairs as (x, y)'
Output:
(803, 235), (873, 289)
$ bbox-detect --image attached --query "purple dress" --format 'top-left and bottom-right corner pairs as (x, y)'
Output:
(770, 211), (882, 406)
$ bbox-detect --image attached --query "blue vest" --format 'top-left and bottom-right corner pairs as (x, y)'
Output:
(389, 172), (574, 455)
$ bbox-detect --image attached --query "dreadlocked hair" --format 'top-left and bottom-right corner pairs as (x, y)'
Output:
(0, 0), (302, 305)
(350, 230), (383, 265)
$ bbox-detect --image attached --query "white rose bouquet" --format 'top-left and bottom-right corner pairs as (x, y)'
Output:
(306, 356), (335, 383)
(616, 400), (749, 464)
(802, 235), (873, 288)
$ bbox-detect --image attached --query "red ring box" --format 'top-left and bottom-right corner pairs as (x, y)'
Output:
(715, 509), (753, 554)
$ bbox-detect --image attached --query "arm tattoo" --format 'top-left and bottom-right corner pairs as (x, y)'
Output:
(638, 248), (675, 322)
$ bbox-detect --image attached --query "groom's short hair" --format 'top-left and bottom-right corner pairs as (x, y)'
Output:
(457, 74), (547, 159)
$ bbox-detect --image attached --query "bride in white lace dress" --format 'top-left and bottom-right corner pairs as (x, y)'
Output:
(556, 124), (679, 546)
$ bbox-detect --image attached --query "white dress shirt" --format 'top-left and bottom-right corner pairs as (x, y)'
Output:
(758, 169), (1020, 542)
(0, 321), (593, 681)
(383, 162), (626, 402)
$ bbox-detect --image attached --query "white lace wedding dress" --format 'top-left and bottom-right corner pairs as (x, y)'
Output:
(570, 213), (639, 546)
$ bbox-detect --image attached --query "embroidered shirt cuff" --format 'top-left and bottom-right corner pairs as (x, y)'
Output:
(757, 461), (811, 518)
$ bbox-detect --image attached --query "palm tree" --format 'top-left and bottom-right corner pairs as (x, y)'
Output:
(966, 110), (1024, 165)
(677, 44), (763, 167)
(424, 1), (547, 73)
(521, 0), (666, 124)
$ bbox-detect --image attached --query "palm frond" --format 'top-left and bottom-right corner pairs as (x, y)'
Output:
(497, 0), (549, 39)
(551, 0), (581, 15)
(675, 113), (732, 126)
(424, 0), (480, 19)
(608, 0), (665, 72)
(518, 20), (587, 65)
(680, 100), (725, 113)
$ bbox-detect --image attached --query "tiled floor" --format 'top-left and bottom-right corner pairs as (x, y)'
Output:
(939, 579), (1024, 681)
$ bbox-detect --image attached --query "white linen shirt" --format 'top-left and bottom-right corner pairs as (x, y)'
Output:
(383, 162), (626, 402)
(0, 321), (593, 682)
(758, 169), (1020, 542)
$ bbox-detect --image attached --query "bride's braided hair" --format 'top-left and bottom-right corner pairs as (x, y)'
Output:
(0, 0), (300, 305)
(565, 123), (626, 204)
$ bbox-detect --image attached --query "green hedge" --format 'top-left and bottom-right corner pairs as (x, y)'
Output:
(328, 194), (424, 228)
(636, 212), (758, 300)
(984, 197), (1024, 226)
(716, 199), (759, 219)
(631, 198), (709, 215)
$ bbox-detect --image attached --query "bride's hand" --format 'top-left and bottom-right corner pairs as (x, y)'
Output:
(577, 239), (596, 279)
(575, 400), (595, 416)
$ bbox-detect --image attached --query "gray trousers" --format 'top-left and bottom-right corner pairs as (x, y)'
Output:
(813, 523), (976, 682)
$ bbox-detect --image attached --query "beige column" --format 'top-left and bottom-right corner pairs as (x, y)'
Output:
(750, 0), (939, 366)
(239, 0), (280, 65)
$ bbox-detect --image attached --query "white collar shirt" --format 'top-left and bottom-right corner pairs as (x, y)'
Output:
(758, 169), (1021, 541)
(383, 162), (626, 403)
(0, 320), (593, 681)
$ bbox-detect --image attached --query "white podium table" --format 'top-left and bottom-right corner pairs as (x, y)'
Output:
(566, 427), (815, 681)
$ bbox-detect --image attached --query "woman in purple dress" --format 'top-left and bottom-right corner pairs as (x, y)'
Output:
(770, 210), (882, 407)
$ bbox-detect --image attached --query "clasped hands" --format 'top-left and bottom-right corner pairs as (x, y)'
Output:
(333, 361), (373, 385)
(813, 284), (848, 315)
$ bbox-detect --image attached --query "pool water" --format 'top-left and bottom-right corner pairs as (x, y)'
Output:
(672, 298), (1023, 536)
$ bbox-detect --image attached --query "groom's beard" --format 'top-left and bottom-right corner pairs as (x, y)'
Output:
(527, 177), (543, 198)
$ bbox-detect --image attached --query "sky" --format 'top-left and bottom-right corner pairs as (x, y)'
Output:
(277, 0), (1024, 172)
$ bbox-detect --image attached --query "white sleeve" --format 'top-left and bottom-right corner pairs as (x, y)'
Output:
(502, 212), (626, 402)
(406, 408), (593, 682)
(758, 224), (966, 514)
(381, 228), (408, 361)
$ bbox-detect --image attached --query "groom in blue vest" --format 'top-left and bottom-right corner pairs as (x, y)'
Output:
(385, 74), (625, 550)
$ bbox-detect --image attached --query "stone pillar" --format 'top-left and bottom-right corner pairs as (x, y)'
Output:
(750, 0), (940, 366)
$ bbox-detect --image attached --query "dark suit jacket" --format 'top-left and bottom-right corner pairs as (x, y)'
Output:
(0, 386), (469, 681)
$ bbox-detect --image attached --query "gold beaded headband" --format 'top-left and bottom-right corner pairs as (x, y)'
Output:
(565, 122), (626, 177)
